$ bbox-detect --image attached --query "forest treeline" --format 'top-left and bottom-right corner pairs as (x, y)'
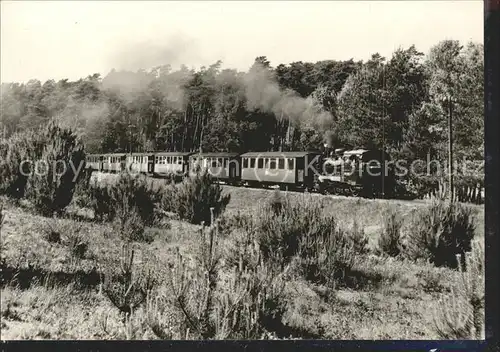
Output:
(1, 40), (483, 167)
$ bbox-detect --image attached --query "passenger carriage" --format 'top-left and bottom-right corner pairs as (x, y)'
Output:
(240, 151), (321, 190)
(102, 153), (126, 173)
(126, 153), (153, 174)
(188, 152), (241, 184)
(85, 154), (102, 171)
(154, 152), (193, 179)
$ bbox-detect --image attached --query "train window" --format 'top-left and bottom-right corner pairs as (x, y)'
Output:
(217, 158), (223, 166)
(257, 158), (263, 169)
(287, 158), (294, 170)
(270, 159), (276, 170)
(178, 157), (183, 165)
(278, 158), (284, 170)
(212, 159), (217, 168)
(155, 156), (159, 164)
(243, 158), (248, 168)
(224, 158), (228, 167)
(250, 158), (256, 168)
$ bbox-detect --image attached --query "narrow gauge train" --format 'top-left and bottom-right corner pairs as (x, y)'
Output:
(86, 148), (393, 198)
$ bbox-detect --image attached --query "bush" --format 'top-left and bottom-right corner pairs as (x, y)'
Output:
(255, 193), (360, 287)
(159, 181), (177, 214)
(89, 172), (161, 226)
(403, 199), (476, 268)
(112, 198), (151, 243)
(433, 241), (484, 339)
(103, 243), (156, 317)
(0, 130), (47, 199)
(171, 170), (230, 225)
(72, 167), (94, 208)
(24, 122), (86, 216)
(146, 216), (288, 339)
(378, 209), (403, 257)
(350, 220), (369, 254)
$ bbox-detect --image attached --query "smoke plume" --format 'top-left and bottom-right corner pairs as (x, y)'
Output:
(243, 62), (334, 134)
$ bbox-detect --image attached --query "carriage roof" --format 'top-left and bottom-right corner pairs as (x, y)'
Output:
(240, 151), (320, 158)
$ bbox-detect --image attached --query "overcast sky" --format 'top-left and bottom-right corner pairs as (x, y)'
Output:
(1, 1), (483, 83)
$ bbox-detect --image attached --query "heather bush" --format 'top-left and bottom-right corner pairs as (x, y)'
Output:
(378, 209), (404, 257)
(256, 193), (360, 287)
(433, 241), (484, 339)
(102, 243), (157, 317)
(171, 170), (230, 225)
(403, 199), (476, 268)
(0, 130), (47, 199)
(146, 212), (287, 339)
(89, 172), (161, 226)
(24, 122), (86, 216)
(72, 166), (94, 208)
(87, 180), (114, 221)
(159, 181), (177, 214)
(112, 198), (151, 243)
(350, 219), (369, 254)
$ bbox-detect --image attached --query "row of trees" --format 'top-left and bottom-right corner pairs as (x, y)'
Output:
(1, 40), (483, 165)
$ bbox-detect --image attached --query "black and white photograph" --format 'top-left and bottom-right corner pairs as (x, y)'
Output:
(0, 0), (490, 343)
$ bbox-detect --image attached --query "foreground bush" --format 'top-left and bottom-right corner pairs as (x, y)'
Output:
(112, 198), (151, 243)
(378, 209), (404, 257)
(0, 130), (46, 199)
(146, 212), (287, 339)
(403, 199), (476, 268)
(255, 193), (361, 287)
(72, 166), (94, 208)
(89, 172), (161, 226)
(103, 243), (157, 317)
(433, 241), (484, 339)
(24, 122), (86, 216)
(171, 170), (230, 225)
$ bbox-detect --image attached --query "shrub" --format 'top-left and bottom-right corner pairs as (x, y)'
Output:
(112, 198), (151, 243)
(349, 219), (369, 254)
(67, 230), (89, 260)
(433, 241), (484, 339)
(403, 199), (476, 268)
(172, 170), (230, 225)
(378, 209), (403, 257)
(87, 180), (114, 221)
(42, 218), (64, 244)
(89, 172), (161, 225)
(256, 193), (360, 287)
(24, 122), (86, 216)
(159, 181), (177, 214)
(72, 167), (94, 208)
(0, 130), (47, 199)
(103, 243), (156, 317)
(146, 213), (287, 340)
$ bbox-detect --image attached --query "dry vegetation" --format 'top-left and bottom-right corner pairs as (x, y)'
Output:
(0, 172), (485, 340)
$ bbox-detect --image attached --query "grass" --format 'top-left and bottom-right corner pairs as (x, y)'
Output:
(0, 178), (485, 340)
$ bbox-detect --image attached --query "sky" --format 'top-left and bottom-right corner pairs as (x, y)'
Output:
(1, 0), (483, 83)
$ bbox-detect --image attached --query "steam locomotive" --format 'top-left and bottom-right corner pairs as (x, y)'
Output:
(86, 147), (393, 198)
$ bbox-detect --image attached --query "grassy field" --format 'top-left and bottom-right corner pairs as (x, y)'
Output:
(0, 175), (485, 340)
